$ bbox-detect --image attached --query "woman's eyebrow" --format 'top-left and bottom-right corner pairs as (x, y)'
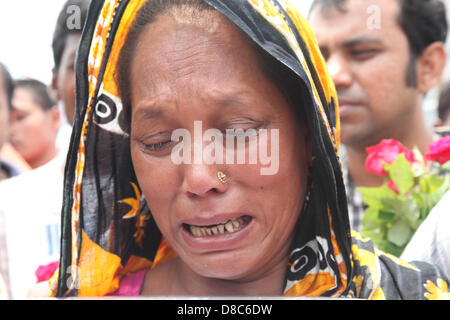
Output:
(133, 107), (162, 121)
(212, 91), (252, 108)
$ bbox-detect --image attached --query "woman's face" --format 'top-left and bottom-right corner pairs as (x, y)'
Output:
(129, 12), (310, 282)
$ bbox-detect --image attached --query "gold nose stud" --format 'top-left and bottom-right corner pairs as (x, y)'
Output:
(217, 171), (227, 184)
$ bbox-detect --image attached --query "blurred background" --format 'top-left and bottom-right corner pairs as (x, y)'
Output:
(0, 0), (67, 84)
(0, 0), (448, 123)
(0, 0), (311, 83)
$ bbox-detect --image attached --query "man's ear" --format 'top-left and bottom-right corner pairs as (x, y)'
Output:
(434, 118), (444, 128)
(50, 67), (60, 102)
(416, 42), (447, 94)
(49, 105), (62, 132)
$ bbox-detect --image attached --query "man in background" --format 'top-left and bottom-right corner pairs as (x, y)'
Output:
(0, 63), (19, 299)
(10, 79), (61, 169)
(0, 63), (23, 181)
(435, 81), (450, 133)
(309, 0), (448, 231)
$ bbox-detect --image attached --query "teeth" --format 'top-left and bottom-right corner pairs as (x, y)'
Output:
(189, 217), (249, 237)
(225, 221), (234, 233)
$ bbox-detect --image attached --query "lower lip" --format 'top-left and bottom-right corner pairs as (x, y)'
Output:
(180, 218), (254, 252)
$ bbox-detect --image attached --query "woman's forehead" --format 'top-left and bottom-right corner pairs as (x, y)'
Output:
(132, 10), (252, 62)
(129, 15), (267, 98)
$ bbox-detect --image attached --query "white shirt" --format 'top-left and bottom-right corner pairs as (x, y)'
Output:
(0, 145), (67, 299)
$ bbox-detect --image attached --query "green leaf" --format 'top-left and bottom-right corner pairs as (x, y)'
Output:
(387, 219), (412, 247)
(419, 174), (445, 194)
(419, 176), (450, 219)
(388, 154), (414, 194)
(441, 161), (450, 173)
(402, 199), (421, 228)
(382, 241), (404, 257)
(378, 209), (396, 221)
(381, 197), (405, 214)
(358, 186), (398, 209)
(361, 207), (382, 229)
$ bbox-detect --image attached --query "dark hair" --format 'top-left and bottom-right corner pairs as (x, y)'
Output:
(52, 0), (91, 70)
(310, 0), (448, 87)
(0, 63), (14, 110)
(116, 0), (306, 133)
(438, 81), (450, 123)
(14, 79), (56, 111)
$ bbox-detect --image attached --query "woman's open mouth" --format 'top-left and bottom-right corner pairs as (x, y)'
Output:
(183, 215), (253, 237)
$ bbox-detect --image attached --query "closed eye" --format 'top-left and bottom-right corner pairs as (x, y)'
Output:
(142, 140), (173, 152)
(349, 48), (380, 61)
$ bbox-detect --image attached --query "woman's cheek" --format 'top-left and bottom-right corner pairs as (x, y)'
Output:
(131, 148), (178, 203)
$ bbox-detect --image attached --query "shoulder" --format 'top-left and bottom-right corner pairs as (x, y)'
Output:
(350, 231), (449, 300)
(0, 154), (65, 193)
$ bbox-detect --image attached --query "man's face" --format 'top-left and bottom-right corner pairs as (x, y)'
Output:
(54, 33), (81, 126)
(309, 0), (419, 147)
(10, 87), (59, 168)
(0, 78), (9, 149)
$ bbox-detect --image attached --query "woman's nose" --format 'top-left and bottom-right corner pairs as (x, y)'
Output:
(181, 163), (227, 198)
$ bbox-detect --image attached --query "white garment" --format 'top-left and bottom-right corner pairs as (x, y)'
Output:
(56, 121), (72, 155)
(401, 190), (450, 282)
(0, 146), (67, 299)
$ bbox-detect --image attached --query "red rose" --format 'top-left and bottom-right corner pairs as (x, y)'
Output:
(387, 180), (400, 194)
(425, 136), (450, 165)
(365, 139), (415, 176)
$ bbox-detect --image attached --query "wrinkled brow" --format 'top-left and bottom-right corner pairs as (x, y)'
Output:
(133, 108), (162, 121)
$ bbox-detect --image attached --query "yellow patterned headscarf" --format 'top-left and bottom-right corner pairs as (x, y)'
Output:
(52, 0), (449, 299)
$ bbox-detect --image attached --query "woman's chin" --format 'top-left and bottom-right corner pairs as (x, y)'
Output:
(182, 252), (259, 282)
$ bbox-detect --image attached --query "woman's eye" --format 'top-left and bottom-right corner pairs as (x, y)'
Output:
(136, 132), (174, 154)
(223, 121), (265, 134)
(142, 140), (172, 152)
(224, 129), (260, 141)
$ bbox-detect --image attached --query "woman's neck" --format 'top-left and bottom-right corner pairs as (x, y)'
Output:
(142, 257), (287, 297)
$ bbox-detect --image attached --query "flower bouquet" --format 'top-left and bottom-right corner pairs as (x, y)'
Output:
(359, 137), (450, 257)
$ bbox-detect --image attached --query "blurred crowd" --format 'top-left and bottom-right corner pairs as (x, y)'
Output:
(0, 0), (449, 299)
(0, 0), (89, 299)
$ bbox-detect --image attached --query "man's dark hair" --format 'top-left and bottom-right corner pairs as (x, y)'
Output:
(438, 81), (450, 123)
(310, 0), (448, 87)
(14, 79), (56, 111)
(52, 0), (91, 70)
(0, 63), (14, 110)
